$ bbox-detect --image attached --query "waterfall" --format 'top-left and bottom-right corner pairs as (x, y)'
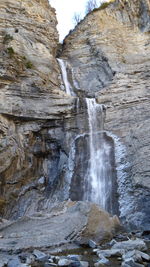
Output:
(85, 98), (114, 212)
(57, 58), (72, 96)
(57, 57), (117, 213)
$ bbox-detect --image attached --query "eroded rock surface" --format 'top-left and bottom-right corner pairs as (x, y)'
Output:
(61, 0), (150, 229)
(0, 0), (77, 219)
(0, 201), (121, 252)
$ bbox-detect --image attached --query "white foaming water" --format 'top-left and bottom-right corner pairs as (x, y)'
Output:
(57, 58), (72, 96)
(86, 98), (113, 211)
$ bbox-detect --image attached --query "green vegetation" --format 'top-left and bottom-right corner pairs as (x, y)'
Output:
(3, 34), (13, 44)
(99, 1), (111, 10)
(7, 47), (15, 57)
(22, 56), (26, 60)
(25, 61), (33, 69)
(73, 0), (113, 26)
(21, 56), (34, 69)
(92, 2), (112, 13)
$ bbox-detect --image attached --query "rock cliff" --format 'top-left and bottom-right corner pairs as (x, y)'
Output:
(61, 0), (150, 229)
(0, 0), (76, 219)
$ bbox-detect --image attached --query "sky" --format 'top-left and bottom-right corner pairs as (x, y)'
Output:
(50, 0), (104, 41)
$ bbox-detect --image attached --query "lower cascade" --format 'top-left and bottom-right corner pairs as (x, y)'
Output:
(84, 98), (115, 213)
(85, 98), (114, 212)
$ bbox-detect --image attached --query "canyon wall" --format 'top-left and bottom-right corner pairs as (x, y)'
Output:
(61, 0), (150, 229)
(0, 0), (78, 219)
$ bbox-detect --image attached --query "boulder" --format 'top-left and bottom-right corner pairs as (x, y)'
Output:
(88, 240), (97, 248)
(58, 258), (72, 266)
(94, 257), (110, 266)
(112, 239), (147, 251)
(122, 250), (150, 263)
(76, 202), (121, 244)
(97, 248), (124, 258)
(121, 259), (144, 267)
(80, 261), (89, 267)
(33, 249), (48, 261)
(7, 257), (29, 267)
(67, 255), (81, 261)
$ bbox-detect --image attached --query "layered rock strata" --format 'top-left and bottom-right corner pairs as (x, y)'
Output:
(0, 0), (77, 218)
(61, 0), (150, 229)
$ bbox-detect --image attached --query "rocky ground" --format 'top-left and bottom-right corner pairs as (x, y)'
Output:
(0, 201), (122, 266)
(0, 222), (150, 266)
(0, 201), (149, 267)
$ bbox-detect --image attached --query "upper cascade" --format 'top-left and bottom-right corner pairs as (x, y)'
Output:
(57, 58), (73, 96)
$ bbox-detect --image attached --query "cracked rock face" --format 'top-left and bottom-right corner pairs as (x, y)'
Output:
(61, 0), (150, 229)
(0, 0), (77, 219)
(0, 0), (75, 119)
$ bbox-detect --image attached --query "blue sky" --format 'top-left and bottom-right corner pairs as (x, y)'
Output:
(50, 0), (104, 41)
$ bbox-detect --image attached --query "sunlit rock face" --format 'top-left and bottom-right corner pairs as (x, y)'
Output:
(0, 0), (77, 218)
(61, 0), (150, 229)
(0, 0), (73, 119)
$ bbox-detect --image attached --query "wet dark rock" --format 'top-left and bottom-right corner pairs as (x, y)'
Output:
(139, 251), (150, 262)
(51, 256), (60, 264)
(19, 252), (35, 264)
(68, 262), (81, 267)
(44, 264), (57, 267)
(114, 234), (130, 242)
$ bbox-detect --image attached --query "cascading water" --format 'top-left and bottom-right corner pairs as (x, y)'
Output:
(85, 98), (114, 212)
(57, 58), (73, 96)
(57, 57), (118, 214)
